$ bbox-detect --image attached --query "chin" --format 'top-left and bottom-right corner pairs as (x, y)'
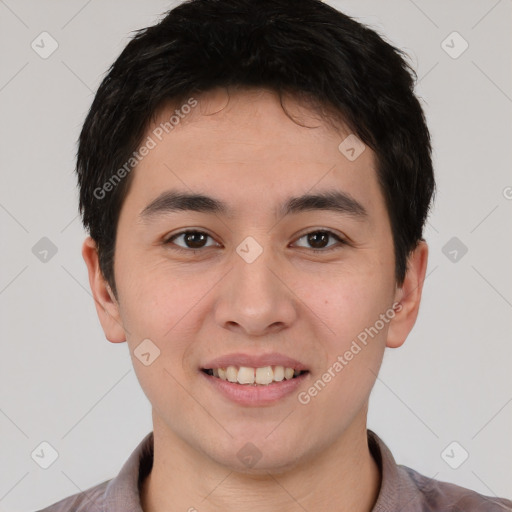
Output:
(204, 429), (312, 475)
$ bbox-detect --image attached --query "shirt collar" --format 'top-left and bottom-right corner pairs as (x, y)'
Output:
(102, 429), (400, 511)
(103, 431), (154, 512)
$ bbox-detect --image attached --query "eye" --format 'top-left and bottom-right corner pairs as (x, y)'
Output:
(164, 230), (219, 252)
(293, 230), (347, 252)
(164, 229), (347, 254)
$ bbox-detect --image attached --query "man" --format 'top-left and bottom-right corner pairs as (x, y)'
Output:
(37, 0), (512, 510)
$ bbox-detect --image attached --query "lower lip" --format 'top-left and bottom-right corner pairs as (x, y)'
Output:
(200, 370), (309, 406)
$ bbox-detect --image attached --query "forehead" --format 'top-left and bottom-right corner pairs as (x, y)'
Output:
(122, 88), (386, 226)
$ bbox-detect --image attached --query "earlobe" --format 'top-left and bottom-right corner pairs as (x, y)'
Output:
(81, 236), (127, 343)
(386, 241), (429, 349)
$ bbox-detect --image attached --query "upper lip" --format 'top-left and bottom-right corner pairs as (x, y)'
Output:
(202, 352), (308, 371)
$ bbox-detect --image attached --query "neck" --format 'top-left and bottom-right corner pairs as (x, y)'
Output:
(141, 412), (381, 512)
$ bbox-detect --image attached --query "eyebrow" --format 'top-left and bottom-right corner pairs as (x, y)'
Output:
(139, 189), (368, 222)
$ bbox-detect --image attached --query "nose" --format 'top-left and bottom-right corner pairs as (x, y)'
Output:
(213, 244), (298, 337)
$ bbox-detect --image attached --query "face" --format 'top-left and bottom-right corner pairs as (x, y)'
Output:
(84, 87), (427, 473)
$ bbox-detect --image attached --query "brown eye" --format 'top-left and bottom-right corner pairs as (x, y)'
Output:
(294, 230), (347, 252)
(165, 230), (218, 251)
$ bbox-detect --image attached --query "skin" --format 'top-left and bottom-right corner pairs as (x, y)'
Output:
(83, 87), (428, 512)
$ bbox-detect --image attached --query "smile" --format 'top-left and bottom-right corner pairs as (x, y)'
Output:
(202, 365), (308, 385)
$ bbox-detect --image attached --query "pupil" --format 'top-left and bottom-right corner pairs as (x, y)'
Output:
(308, 232), (328, 249)
(186, 232), (206, 248)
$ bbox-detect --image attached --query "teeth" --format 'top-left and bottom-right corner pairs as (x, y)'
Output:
(284, 367), (295, 380)
(273, 366), (284, 381)
(226, 366), (238, 383)
(208, 365), (304, 385)
(237, 366), (255, 384)
(255, 366), (273, 385)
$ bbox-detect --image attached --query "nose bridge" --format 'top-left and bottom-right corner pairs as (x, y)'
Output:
(214, 237), (296, 335)
(236, 244), (278, 300)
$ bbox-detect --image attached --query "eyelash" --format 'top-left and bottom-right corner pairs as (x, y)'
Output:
(163, 229), (348, 254)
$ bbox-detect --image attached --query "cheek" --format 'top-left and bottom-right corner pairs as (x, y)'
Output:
(307, 267), (392, 340)
(301, 264), (393, 397)
(117, 260), (232, 387)
(118, 258), (208, 339)
(118, 269), (197, 408)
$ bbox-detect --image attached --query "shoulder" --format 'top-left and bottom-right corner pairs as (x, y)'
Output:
(33, 432), (153, 512)
(33, 479), (110, 512)
(367, 429), (511, 512)
(398, 465), (512, 512)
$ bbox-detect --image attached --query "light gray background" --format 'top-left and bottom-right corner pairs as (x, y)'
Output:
(1, 1), (511, 510)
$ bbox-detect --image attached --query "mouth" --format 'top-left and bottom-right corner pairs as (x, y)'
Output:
(201, 366), (309, 386)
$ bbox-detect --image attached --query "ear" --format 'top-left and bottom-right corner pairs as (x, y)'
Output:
(81, 236), (126, 343)
(386, 240), (429, 349)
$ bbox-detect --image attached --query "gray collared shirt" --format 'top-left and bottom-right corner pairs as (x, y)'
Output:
(36, 430), (512, 511)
